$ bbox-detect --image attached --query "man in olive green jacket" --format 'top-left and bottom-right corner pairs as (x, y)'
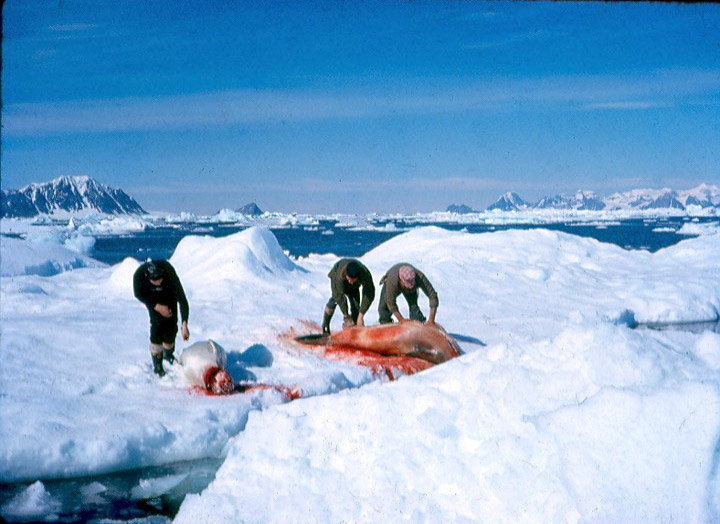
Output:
(378, 263), (438, 325)
(322, 259), (375, 334)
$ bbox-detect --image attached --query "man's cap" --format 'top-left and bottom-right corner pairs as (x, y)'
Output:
(146, 261), (163, 280)
(346, 261), (361, 279)
(398, 265), (416, 287)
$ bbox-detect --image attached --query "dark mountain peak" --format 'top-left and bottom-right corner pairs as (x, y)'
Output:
(648, 191), (684, 210)
(446, 204), (476, 214)
(236, 202), (263, 216)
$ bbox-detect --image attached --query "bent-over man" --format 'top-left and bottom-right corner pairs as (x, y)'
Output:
(322, 258), (375, 333)
(133, 259), (189, 377)
(378, 263), (438, 325)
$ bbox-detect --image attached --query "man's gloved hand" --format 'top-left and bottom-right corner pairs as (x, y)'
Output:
(343, 316), (355, 328)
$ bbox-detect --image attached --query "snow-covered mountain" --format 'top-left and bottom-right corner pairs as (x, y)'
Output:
(603, 184), (719, 210)
(1, 176), (147, 218)
(535, 190), (606, 211)
(486, 192), (529, 212)
(683, 183), (720, 207)
(480, 184), (720, 212)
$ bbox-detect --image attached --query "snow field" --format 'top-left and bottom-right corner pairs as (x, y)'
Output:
(1, 225), (719, 523)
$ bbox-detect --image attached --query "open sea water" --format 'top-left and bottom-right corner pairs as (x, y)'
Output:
(90, 216), (716, 265)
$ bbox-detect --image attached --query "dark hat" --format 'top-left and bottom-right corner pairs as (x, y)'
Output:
(146, 261), (163, 280)
(346, 261), (361, 279)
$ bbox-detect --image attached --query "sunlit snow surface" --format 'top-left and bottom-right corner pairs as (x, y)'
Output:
(1, 221), (720, 523)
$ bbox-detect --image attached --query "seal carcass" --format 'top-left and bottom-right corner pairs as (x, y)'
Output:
(178, 339), (234, 394)
(326, 321), (461, 364)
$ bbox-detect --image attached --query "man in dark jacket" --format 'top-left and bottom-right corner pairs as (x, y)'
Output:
(133, 259), (190, 376)
(378, 263), (438, 325)
(322, 259), (375, 334)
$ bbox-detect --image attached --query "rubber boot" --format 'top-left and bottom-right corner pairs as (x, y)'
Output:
(163, 348), (175, 364)
(152, 353), (166, 377)
(321, 306), (333, 334)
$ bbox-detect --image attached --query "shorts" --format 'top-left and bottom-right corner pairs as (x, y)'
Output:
(150, 317), (178, 345)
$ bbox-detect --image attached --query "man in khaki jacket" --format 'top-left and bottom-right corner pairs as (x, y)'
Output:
(378, 263), (438, 325)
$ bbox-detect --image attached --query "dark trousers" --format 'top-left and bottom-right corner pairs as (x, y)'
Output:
(378, 286), (425, 323)
(326, 289), (360, 323)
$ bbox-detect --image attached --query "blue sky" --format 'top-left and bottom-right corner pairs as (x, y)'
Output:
(2, 1), (719, 214)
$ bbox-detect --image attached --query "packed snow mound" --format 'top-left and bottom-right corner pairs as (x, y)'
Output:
(366, 224), (461, 254)
(176, 327), (720, 524)
(107, 257), (141, 297)
(364, 226), (720, 324)
(0, 236), (105, 277)
(104, 227), (302, 298)
(170, 226), (301, 285)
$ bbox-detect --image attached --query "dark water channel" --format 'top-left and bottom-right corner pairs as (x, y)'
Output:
(0, 457), (223, 523)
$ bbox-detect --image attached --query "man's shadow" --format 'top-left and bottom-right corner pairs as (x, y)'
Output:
(225, 343), (274, 383)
